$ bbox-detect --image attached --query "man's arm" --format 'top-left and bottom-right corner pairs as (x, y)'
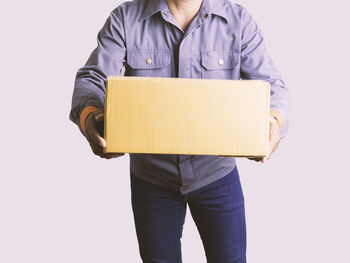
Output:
(69, 8), (126, 158)
(69, 8), (126, 134)
(239, 6), (290, 160)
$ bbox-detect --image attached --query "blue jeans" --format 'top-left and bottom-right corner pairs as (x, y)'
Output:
(130, 166), (246, 263)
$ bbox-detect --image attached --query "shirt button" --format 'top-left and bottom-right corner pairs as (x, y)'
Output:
(218, 58), (224, 65)
(146, 58), (152, 64)
(204, 14), (208, 18)
(163, 12), (167, 16)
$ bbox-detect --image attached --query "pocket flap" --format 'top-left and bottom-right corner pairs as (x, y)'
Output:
(127, 50), (171, 69)
(201, 51), (238, 70)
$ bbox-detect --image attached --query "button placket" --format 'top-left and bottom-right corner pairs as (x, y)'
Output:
(177, 34), (195, 188)
(178, 34), (192, 78)
(175, 8), (212, 189)
(177, 18), (207, 189)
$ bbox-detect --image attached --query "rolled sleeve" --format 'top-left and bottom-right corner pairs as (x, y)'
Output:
(239, 7), (290, 139)
(69, 8), (126, 135)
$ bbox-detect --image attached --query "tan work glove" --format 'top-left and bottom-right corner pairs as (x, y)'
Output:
(248, 112), (281, 163)
(85, 108), (125, 159)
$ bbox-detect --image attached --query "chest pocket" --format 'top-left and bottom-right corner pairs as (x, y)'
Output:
(125, 49), (172, 77)
(201, 50), (240, 79)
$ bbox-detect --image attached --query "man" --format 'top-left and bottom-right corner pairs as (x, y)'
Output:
(69, 0), (289, 262)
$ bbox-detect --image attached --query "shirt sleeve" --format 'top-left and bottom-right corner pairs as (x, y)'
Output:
(239, 7), (290, 139)
(69, 8), (126, 135)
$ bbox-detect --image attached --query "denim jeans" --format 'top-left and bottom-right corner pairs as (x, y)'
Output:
(130, 166), (246, 263)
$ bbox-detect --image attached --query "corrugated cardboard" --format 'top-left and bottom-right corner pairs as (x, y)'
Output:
(104, 76), (270, 157)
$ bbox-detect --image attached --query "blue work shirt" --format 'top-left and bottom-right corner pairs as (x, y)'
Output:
(69, 0), (290, 194)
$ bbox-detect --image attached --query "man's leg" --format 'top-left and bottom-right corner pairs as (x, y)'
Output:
(187, 166), (246, 263)
(130, 171), (187, 263)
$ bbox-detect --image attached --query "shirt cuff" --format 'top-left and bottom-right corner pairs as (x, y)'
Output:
(270, 109), (285, 130)
(80, 106), (98, 134)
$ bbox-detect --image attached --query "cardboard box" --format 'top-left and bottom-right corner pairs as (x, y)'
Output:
(104, 76), (270, 157)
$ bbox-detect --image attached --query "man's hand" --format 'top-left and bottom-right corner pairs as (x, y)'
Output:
(248, 114), (281, 163)
(85, 108), (124, 159)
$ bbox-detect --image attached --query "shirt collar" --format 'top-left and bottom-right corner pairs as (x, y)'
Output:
(139, 0), (229, 23)
(139, 0), (169, 21)
(203, 0), (229, 22)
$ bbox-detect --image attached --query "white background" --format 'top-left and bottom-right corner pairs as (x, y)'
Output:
(1, 0), (350, 262)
